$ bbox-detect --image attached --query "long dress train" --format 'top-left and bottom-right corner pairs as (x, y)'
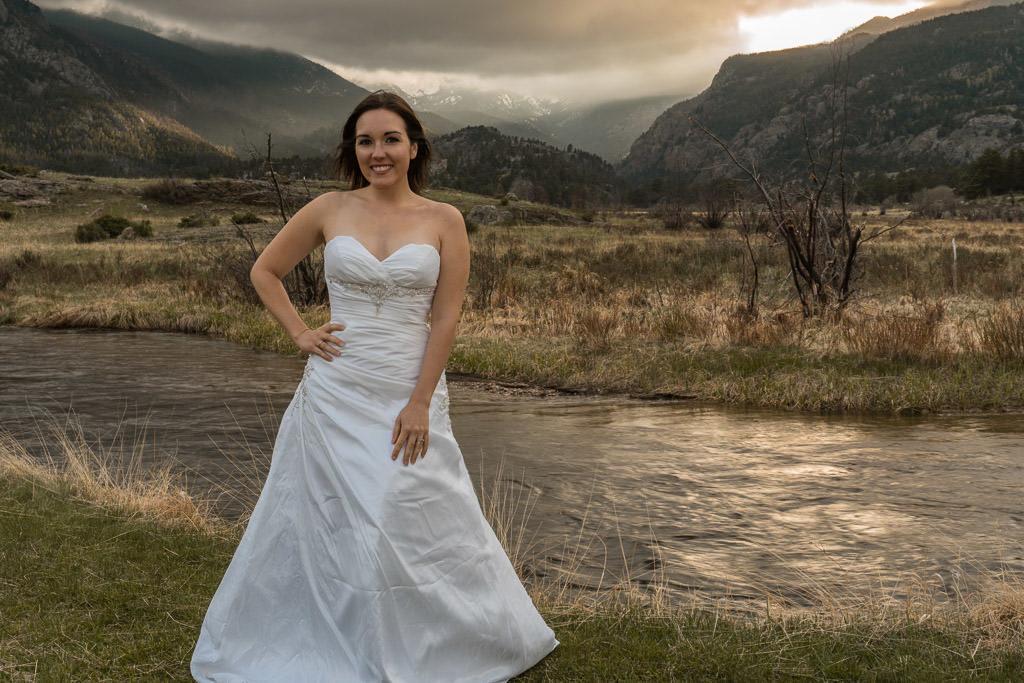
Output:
(191, 235), (558, 682)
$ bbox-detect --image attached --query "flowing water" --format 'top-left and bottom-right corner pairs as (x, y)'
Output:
(3, 327), (1022, 606)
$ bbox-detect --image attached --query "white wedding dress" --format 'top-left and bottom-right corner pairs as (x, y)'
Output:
(191, 235), (557, 682)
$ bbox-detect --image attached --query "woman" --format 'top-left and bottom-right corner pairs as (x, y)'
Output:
(191, 92), (558, 681)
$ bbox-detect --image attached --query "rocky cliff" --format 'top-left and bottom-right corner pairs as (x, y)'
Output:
(620, 3), (1024, 186)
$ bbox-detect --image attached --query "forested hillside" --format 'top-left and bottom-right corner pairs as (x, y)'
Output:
(43, 9), (371, 157)
(0, 0), (233, 175)
(431, 126), (623, 208)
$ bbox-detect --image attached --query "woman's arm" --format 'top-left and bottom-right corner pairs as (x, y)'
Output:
(391, 203), (470, 465)
(250, 192), (345, 360)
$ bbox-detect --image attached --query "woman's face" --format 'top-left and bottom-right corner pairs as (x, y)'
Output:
(354, 108), (418, 189)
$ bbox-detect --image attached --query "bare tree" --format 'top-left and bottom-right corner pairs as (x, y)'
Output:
(734, 202), (769, 315)
(692, 55), (898, 317)
(249, 133), (327, 307)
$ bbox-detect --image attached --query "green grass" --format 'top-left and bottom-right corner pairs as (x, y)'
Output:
(3, 469), (1023, 680)
(522, 607), (1024, 680)
(0, 474), (237, 680)
(451, 337), (1024, 412)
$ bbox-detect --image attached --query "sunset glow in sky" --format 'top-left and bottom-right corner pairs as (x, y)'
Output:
(740, 1), (929, 53)
(35, 0), (944, 102)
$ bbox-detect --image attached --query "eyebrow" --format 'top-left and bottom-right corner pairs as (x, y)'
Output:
(355, 130), (404, 138)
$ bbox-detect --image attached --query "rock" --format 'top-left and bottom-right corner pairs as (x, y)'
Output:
(119, 226), (136, 240)
(137, 203), (149, 212)
(0, 175), (74, 201)
(467, 204), (501, 225)
(503, 192), (518, 202)
(0, 170), (15, 180)
(12, 198), (49, 207)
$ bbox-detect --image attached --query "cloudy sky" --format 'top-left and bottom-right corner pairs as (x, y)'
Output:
(37, 0), (934, 103)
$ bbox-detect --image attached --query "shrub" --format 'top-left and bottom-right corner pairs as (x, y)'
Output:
(75, 222), (109, 243)
(74, 214), (153, 243)
(697, 202), (729, 230)
(140, 178), (193, 204)
(660, 207), (694, 231)
(179, 213), (219, 228)
(0, 209), (13, 221)
(94, 214), (132, 233)
(133, 220), (153, 237)
(14, 249), (42, 269)
(230, 211), (262, 224)
(0, 163), (38, 176)
(912, 186), (958, 219)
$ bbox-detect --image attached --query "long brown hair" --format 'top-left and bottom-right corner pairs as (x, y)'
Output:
(332, 91), (432, 194)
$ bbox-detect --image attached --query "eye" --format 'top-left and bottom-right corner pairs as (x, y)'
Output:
(357, 139), (372, 145)
(386, 135), (401, 143)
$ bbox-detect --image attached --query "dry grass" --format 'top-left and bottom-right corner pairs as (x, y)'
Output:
(3, 177), (1024, 411)
(457, 217), (1023, 358)
(841, 302), (950, 363)
(0, 416), (216, 532)
(977, 301), (1024, 361)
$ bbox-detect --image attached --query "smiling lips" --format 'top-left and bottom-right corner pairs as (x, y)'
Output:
(370, 164), (393, 174)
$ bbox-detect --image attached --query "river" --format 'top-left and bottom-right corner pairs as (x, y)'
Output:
(2, 326), (1022, 607)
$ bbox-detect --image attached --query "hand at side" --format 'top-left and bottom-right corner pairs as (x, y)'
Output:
(391, 400), (429, 466)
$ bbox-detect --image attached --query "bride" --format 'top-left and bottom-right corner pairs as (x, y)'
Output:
(191, 91), (558, 681)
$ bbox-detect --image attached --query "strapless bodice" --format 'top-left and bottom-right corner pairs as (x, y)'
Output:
(316, 235), (441, 386)
(325, 235), (439, 322)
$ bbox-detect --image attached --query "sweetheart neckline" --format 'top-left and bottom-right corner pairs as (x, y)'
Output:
(325, 234), (439, 264)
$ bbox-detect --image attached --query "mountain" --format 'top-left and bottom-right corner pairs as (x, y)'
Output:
(0, 0), (641, 190)
(620, 3), (1024, 189)
(397, 87), (557, 122)
(840, 0), (1018, 40)
(42, 8), (372, 157)
(0, 0), (233, 175)
(430, 126), (624, 208)
(362, 84), (565, 146)
(367, 83), (683, 163)
(542, 94), (693, 163)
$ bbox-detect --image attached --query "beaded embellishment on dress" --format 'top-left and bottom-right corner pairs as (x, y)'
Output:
(294, 361), (315, 405)
(327, 276), (435, 313)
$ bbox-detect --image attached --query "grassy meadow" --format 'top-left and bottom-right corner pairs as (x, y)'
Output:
(2, 173), (1023, 676)
(2, 424), (1024, 680)
(2, 172), (1023, 413)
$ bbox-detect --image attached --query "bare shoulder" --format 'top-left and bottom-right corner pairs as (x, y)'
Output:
(420, 198), (465, 241)
(309, 190), (349, 211)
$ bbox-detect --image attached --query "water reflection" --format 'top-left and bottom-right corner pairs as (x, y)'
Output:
(2, 327), (1022, 605)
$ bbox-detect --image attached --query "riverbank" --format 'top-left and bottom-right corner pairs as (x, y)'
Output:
(1, 173), (1022, 413)
(2, 426), (1022, 680)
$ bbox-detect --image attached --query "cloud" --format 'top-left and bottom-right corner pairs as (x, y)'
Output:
(34, 0), (931, 102)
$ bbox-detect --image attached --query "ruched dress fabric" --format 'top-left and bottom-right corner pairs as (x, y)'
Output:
(191, 236), (557, 682)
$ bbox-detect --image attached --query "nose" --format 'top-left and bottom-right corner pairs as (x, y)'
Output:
(371, 142), (386, 158)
